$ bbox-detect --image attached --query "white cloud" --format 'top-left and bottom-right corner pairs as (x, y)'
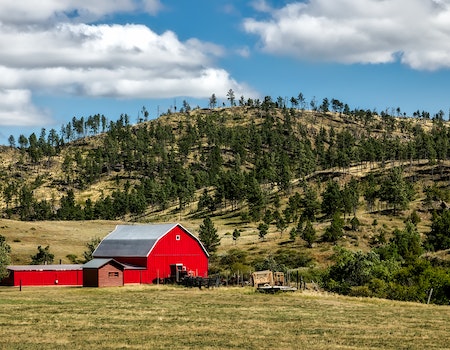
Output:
(0, 23), (249, 99)
(0, 2), (256, 127)
(0, 89), (51, 126)
(250, 0), (274, 13)
(236, 46), (251, 58)
(244, 0), (450, 71)
(0, 0), (163, 24)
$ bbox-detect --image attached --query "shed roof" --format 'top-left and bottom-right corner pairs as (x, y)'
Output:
(83, 258), (145, 270)
(7, 264), (82, 272)
(93, 223), (208, 258)
(83, 258), (116, 269)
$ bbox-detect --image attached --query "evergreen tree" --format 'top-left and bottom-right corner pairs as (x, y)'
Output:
(274, 211), (287, 237)
(425, 209), (450, 251)
(322, 212), (344, 243)
(321, 180), (343, 217)
(342, 178), (359, 217)
(209, 94), (217, 108)
(0, 234), (11, 280)
(391, 221), (422, 263)
(197, 189), (214, 212)
(301, 185), (320, 221)
(379, 167), (414, 215)
(198, 217), (220, 253)
(18, 185), (35, 220)
(246, 174), (265, 221)
(302, 220), (317, 248)
(364, 173), (378, 213)
(30, 245), (54, 265)
(257, 223), (269, 241)
(350, 216), (360, 231)
(83, 237), (101, 262)
(232, 229), (241, 245)
(8, 135), (15, 148)
(227, 89), (236, 106)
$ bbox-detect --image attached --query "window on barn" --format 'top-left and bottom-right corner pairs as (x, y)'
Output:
(108, 272), (119, 278)
(176, 235), (181, 241)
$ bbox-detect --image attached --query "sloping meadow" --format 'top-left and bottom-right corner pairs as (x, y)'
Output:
(0, 285), (448, 349)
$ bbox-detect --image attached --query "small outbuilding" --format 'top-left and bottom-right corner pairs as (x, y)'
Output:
(83, 258), (126, 287)
(0, 264), (83, 287)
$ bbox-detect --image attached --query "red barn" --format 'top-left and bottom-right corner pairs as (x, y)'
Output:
(91, 223), (209, 284)
(0, 223), (209, 287)
(0, 264), (83, 287)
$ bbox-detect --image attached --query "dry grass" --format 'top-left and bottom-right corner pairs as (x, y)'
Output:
(0, 285), (448, 349)
(0, 219), (119, 264)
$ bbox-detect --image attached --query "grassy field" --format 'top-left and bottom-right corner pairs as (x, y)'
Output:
(0, 285), (449, 349)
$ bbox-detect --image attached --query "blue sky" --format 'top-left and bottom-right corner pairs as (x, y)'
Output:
(1, 0), (450, 144)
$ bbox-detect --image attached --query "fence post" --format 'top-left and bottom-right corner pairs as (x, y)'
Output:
(427, 288), (433, 304)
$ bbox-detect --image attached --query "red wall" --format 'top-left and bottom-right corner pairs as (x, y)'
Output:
(123, 269), (143, 284)
(141, 226), (208, 284)
(114, 256), (147, 268)
(9, 269), (82, 286)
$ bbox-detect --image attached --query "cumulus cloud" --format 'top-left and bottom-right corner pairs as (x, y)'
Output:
(0, 89), (51, 126)
(244, 0), (450, 71)
(0, 0), (163, 24)
(0, 1), (255, 127)
(0, 23), (248, 98)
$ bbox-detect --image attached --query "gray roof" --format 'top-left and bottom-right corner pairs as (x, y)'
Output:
(8, 264), (83, 271)
(93, 223), (192, 258)
(83, 258), (145, 270)
(83, 258), (116, 269)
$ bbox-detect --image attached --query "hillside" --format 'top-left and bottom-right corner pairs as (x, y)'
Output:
(1, 103), (450, 303)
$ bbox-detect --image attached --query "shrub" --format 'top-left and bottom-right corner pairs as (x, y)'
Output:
(349, 286), (372, 298)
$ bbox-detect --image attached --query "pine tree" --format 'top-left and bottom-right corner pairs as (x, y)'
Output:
(198, 217), (220, 253)
(321, 181), (343, 217)
(0, 234), (11, 279)
(302, 220), (317, 248)
(257, 223), (269, 241)
(379, 167), (414, 215)
(322, 212), (344, 243)
(232, 229), (241, 245)
(425, 209), (450, 251)
(83, 237), (101, 262)
(30, 245), (54, 265)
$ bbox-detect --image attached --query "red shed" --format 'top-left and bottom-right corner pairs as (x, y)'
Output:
(93, 223), (209, 284)
(0, 264), (83, 286)
(83, 258), (126, 287)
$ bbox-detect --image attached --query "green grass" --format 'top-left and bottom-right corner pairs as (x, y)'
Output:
(0, 285), (449, 349)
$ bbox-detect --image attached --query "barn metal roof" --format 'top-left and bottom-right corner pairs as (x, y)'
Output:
(93, 223), (181, 258)
(7, 264), (83, 271)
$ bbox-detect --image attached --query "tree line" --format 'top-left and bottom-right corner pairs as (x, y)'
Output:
(2, 95), (450, 225)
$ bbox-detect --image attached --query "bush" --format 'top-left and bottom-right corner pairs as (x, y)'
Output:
(349, 286), (372, 298)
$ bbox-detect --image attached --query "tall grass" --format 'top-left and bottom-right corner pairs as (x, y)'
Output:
(0, 285), (448, 349)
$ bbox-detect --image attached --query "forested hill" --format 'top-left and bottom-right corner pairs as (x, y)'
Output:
(0, 103), (447, 224)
